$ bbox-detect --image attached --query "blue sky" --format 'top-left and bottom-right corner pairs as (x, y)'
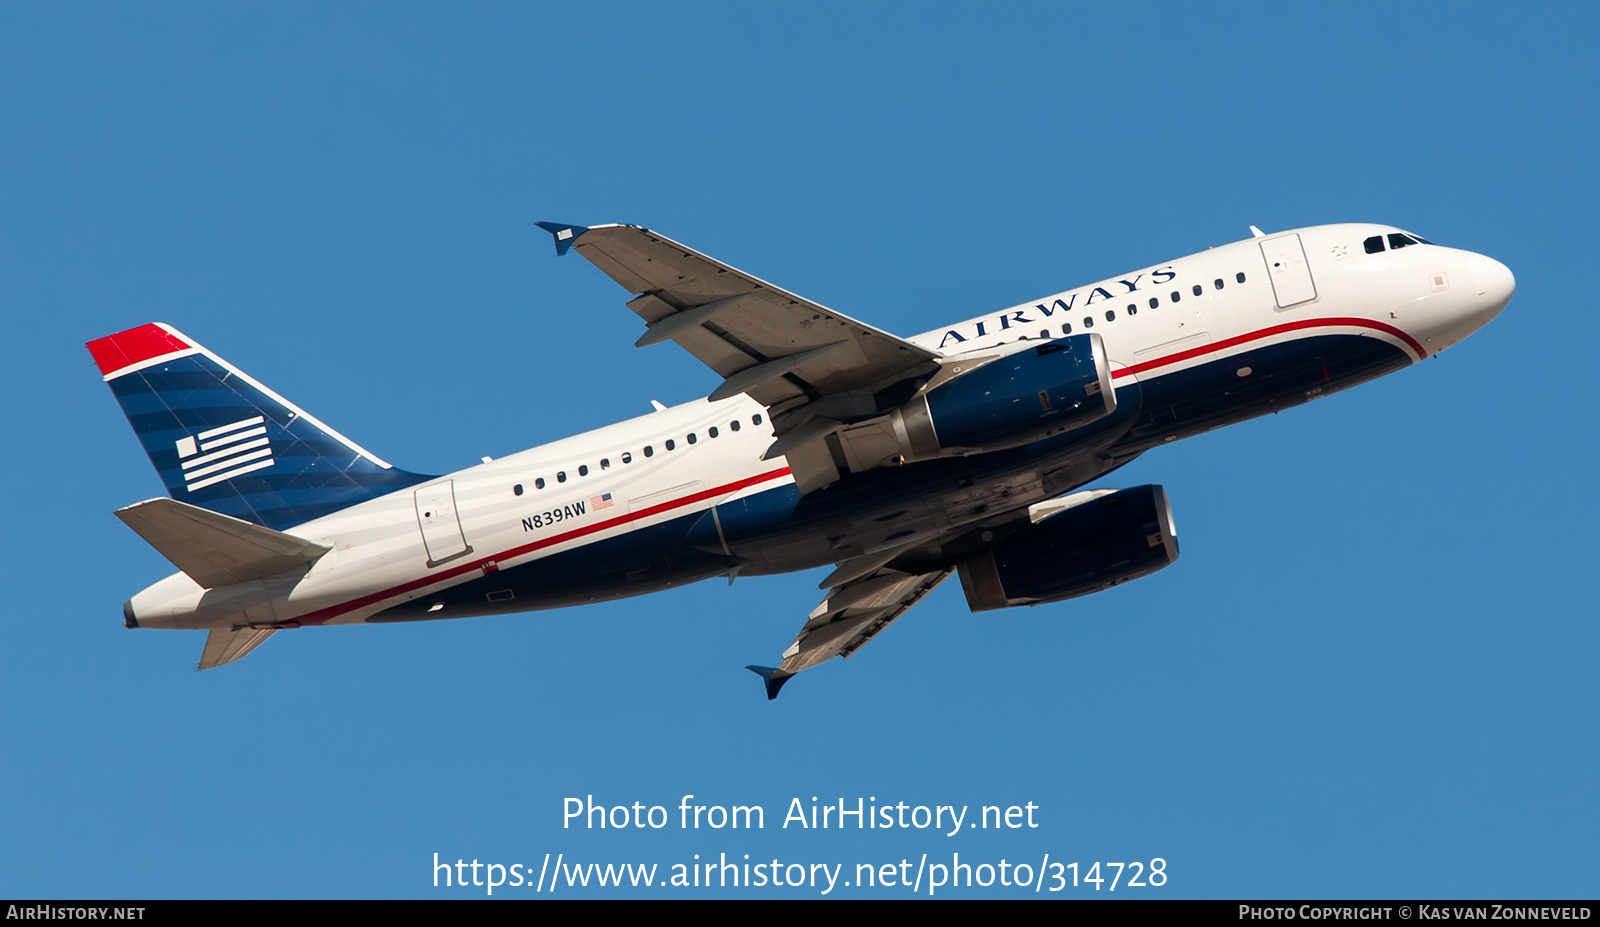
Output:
(2, 2), (1594, 898)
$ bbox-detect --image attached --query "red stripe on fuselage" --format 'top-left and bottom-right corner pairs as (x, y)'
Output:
(87, 324), (195, 377)
(1111, 317), (1427, 380)
(289, 465), (795, 627)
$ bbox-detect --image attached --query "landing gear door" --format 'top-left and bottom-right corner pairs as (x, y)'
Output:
(1260, 233), (1318, 308)
(415, 479), (471, 566)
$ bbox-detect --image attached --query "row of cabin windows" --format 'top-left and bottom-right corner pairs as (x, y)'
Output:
(1364, 232), (1432, 254)
(512, 415), (765, 495)
(1031, 271), (1248, 338)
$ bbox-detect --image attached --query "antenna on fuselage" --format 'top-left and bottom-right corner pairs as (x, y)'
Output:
(650, 399), (667, 412)
(1249, 225), (1266, 238)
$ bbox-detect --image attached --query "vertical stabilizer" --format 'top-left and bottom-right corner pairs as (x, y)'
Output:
(89, 323), (432, 531)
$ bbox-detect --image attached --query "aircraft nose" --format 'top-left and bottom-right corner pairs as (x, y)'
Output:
(1468, 252), (1515, 318)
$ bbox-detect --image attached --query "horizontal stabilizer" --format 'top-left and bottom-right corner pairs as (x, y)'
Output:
(198, 627), (276, 671)
(115, 497), (330, 588)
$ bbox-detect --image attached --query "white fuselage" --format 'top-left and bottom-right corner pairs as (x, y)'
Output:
(126, 224), (1513, 633)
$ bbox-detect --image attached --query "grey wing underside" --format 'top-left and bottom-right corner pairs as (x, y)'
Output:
(538, 223), (942, 491)
(541, 222), (939, 405)
(747, 566), (952, 699)
(741, 483), (1146, 699)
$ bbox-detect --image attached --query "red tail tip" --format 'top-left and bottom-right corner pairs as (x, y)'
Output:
(86, 324), (193, 376)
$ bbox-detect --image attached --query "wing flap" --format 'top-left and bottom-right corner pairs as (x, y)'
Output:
(115, 497), (330, 588)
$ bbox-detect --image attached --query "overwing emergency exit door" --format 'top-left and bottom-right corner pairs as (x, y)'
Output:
(415, 479), (471, 566)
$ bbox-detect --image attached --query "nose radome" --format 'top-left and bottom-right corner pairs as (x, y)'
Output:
(1468, 253), (1515, 318)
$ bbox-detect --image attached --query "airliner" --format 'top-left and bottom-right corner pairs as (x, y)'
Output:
(90, 222), (1514, 697)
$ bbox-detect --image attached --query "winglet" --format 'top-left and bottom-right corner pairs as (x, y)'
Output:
(745, 665), (794, 700)
(535, 221), (590, 256)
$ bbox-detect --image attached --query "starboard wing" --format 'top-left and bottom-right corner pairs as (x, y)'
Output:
(748, 566), (951, 699)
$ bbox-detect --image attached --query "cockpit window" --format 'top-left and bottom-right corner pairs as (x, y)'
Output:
(1368, 232), (1434, 254)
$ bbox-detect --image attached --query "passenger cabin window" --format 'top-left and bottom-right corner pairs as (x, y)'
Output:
(578, 464), (588, 476)
(1213, 278), (1224, 290)
(753, 414), (763, 426)
(730, 420), (740, 432)
(665, 439), (676, 451)
(1127, 303), (1138, 315)
(1061, 323), (1072, 335)
(557, 471), (567, 483)
(1104, 310), (1115, 322)
(1236, 272), (1246, 283)
(709, 427), (718, 438)
(1171, 291), (1181, 303)
(513, 484), (523, 496)
(687, 433), (697, 445)
(621, 452), (632, 464)
(1192, 284), (1202, 296)
(1364, 235), (1385, 254)
(1148, 297), (1159, 309)
(643, 446), (654, 457)
(600, 458), (610, 469)
(1082, 316), (1093, 328)
(535, 477), (545, 489)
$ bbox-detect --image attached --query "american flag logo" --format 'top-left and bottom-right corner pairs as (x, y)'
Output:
(591, 492), (614, 510)
(175, 415), (274, 492)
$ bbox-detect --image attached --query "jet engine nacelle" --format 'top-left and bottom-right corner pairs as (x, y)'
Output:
(891, 333), (1115, 461)
(957, 484), (1178, 611)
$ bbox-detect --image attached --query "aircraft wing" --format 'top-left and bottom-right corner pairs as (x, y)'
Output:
(537, 222), (941, 442)
(748, 566), (951, 699)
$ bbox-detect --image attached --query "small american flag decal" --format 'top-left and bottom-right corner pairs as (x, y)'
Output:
(591, 493), (614, 510)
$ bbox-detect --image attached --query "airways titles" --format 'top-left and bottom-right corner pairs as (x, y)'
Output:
(936, 265), (1177, 349)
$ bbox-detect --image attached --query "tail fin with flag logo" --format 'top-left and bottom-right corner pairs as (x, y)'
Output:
(88, 323), (432, 531)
